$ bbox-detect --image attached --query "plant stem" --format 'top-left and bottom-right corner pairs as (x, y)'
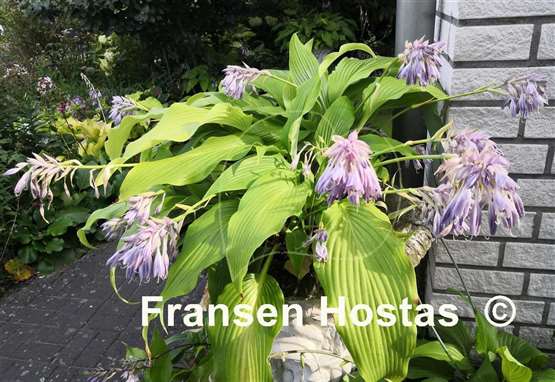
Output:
(440, 238), (477, 313)
(391, 85), (499, 121)
(263, 72), (297, 88)
(376, 154), (452, 167)
(270, 349), (353, 365)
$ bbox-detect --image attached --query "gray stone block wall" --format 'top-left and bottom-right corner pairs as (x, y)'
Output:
(430, 0), (555, 356)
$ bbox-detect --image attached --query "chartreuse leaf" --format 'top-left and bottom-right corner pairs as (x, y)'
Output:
(469, 358), (499, 382)
(122, 103), (252, 159)
(359, 134), (417, 156)
(284, 75), (321, 156)
(475, 312), (499, 355)
(252, 70), (292, 107)
(119, 134), (254, 199)
(314, 96), (354, 147)
(408, 358), (454, 380)
(289, 33), (319, 85)
(498, 346), (533, 382)
(326, 57), (395, 103)
(412, 341), (473, 371)
(105, 108), (165, 160)
(160, 200), (237, 302)
(77, 202), (127, 248)
(226, 170), (310, 288)
(318, 42), (376, 77)
(204, 154), (286, 197)
(207, 273), (284, 382)
(314, 202), (417, 382)
(357, 77), (447, 129)
(497, 331), (550, 369)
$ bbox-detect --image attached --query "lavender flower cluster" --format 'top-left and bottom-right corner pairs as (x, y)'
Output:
(316, 131), (382, 205)
(102, 193), (180, 283)
(503, 77), (548, 119)
(109, 96), (137, 125)
(398, 37), (447, 87)
(421, 130), (524, 238)
(221, 64), (264, 99)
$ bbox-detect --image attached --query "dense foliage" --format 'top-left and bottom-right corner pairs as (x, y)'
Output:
(6, 31), (550, 381)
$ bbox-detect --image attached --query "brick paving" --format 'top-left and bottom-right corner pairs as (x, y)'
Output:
(0, 244), (204, 381)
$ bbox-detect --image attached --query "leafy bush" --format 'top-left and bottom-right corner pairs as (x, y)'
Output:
(7, 32), (550, 381)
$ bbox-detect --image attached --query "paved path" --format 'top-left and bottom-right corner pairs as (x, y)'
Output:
(0, 244), (203, 381)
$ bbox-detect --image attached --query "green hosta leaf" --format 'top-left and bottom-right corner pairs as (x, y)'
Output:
(289, 33), (319, 85)
(314, 202), (417, 382)
(284, 226), (310, 279)
(469, 358), (499, 382)
(533, 369), (555, 382)
(105, 108), (165, 160)
(358, 77), (410, 128)
(226, 170), (311, 287)
(318, 42), (376, 77)
(77, 202), (128, 248)
(359, 134), (417, 157)
(475, 312), (499, 355)
(498, 346), (533, 382)
(497, 331), (550, 369)
(47, 207), (89, 236)
(284, 76), (321, 156)
(144, 330), (172, 382)
(435, 319), (474, 357)
(122, 103), (252, 159)
(208, 273), (284, 382)
(18, 246), (37, 264)
(408, 358), (454, 380)
(314, 96), (355, 147)
(44, 238), (64, 254)
(326, 57), (395, 103)
(412, 341), (473, 371)
(252, 70), (292, 107)
(204, 155), (286, 198)
(161, 200), (237, 302)
(119, 134), (254, 199)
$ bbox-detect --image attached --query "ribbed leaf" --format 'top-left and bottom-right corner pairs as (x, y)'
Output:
(119, 134), (253, 199)
(318, 42), (376, 76)
(77, 202), (127, 248)
(469, 359), (499, 382)
(357, 77), (447, 129)
(327, 57), (395, 103)
(160, 200), (237, 302)
(412, 341), (473, 371)
(105, 108), (165, 160)
(122, 103), (252, 159)
(252, 70), (292, 107)
(204, 154), (286, 198)
(533, 369), (555, 382)
(314, 96), (354, 147)
(497, 331), (549, 369)
(226, 170), (310, 287)
(289, 33), (319, 85)
(359, 134), (417, 156)
(498, 346), (533, 382)
(314, 202), (417, 382)
(208, 273), (284, 382)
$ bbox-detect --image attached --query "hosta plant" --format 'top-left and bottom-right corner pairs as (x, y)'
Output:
(6, 34), (548, 381)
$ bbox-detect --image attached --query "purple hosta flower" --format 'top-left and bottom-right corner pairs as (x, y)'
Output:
(123, 192), (162, 225)
(503, 77), (548, 119)
(398, 37), (446, 87)
(424, 129), (524, 237)
(36, 76), (54, 95)
(101, 217), (126, 240)
(121, 371), (140, 382)
(316, 131), (382, 205)
(106, 217), (180, 282)
(80, 73), (103, 103)
(109, 96), (137, 125)
(221, 64), (264, 99)
(305, 229), (329, 262)
(3, 154), (81, 219)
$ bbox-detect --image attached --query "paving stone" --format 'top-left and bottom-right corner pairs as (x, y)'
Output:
(73, 331), (120, 368)
(3, 360), (57, 381)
